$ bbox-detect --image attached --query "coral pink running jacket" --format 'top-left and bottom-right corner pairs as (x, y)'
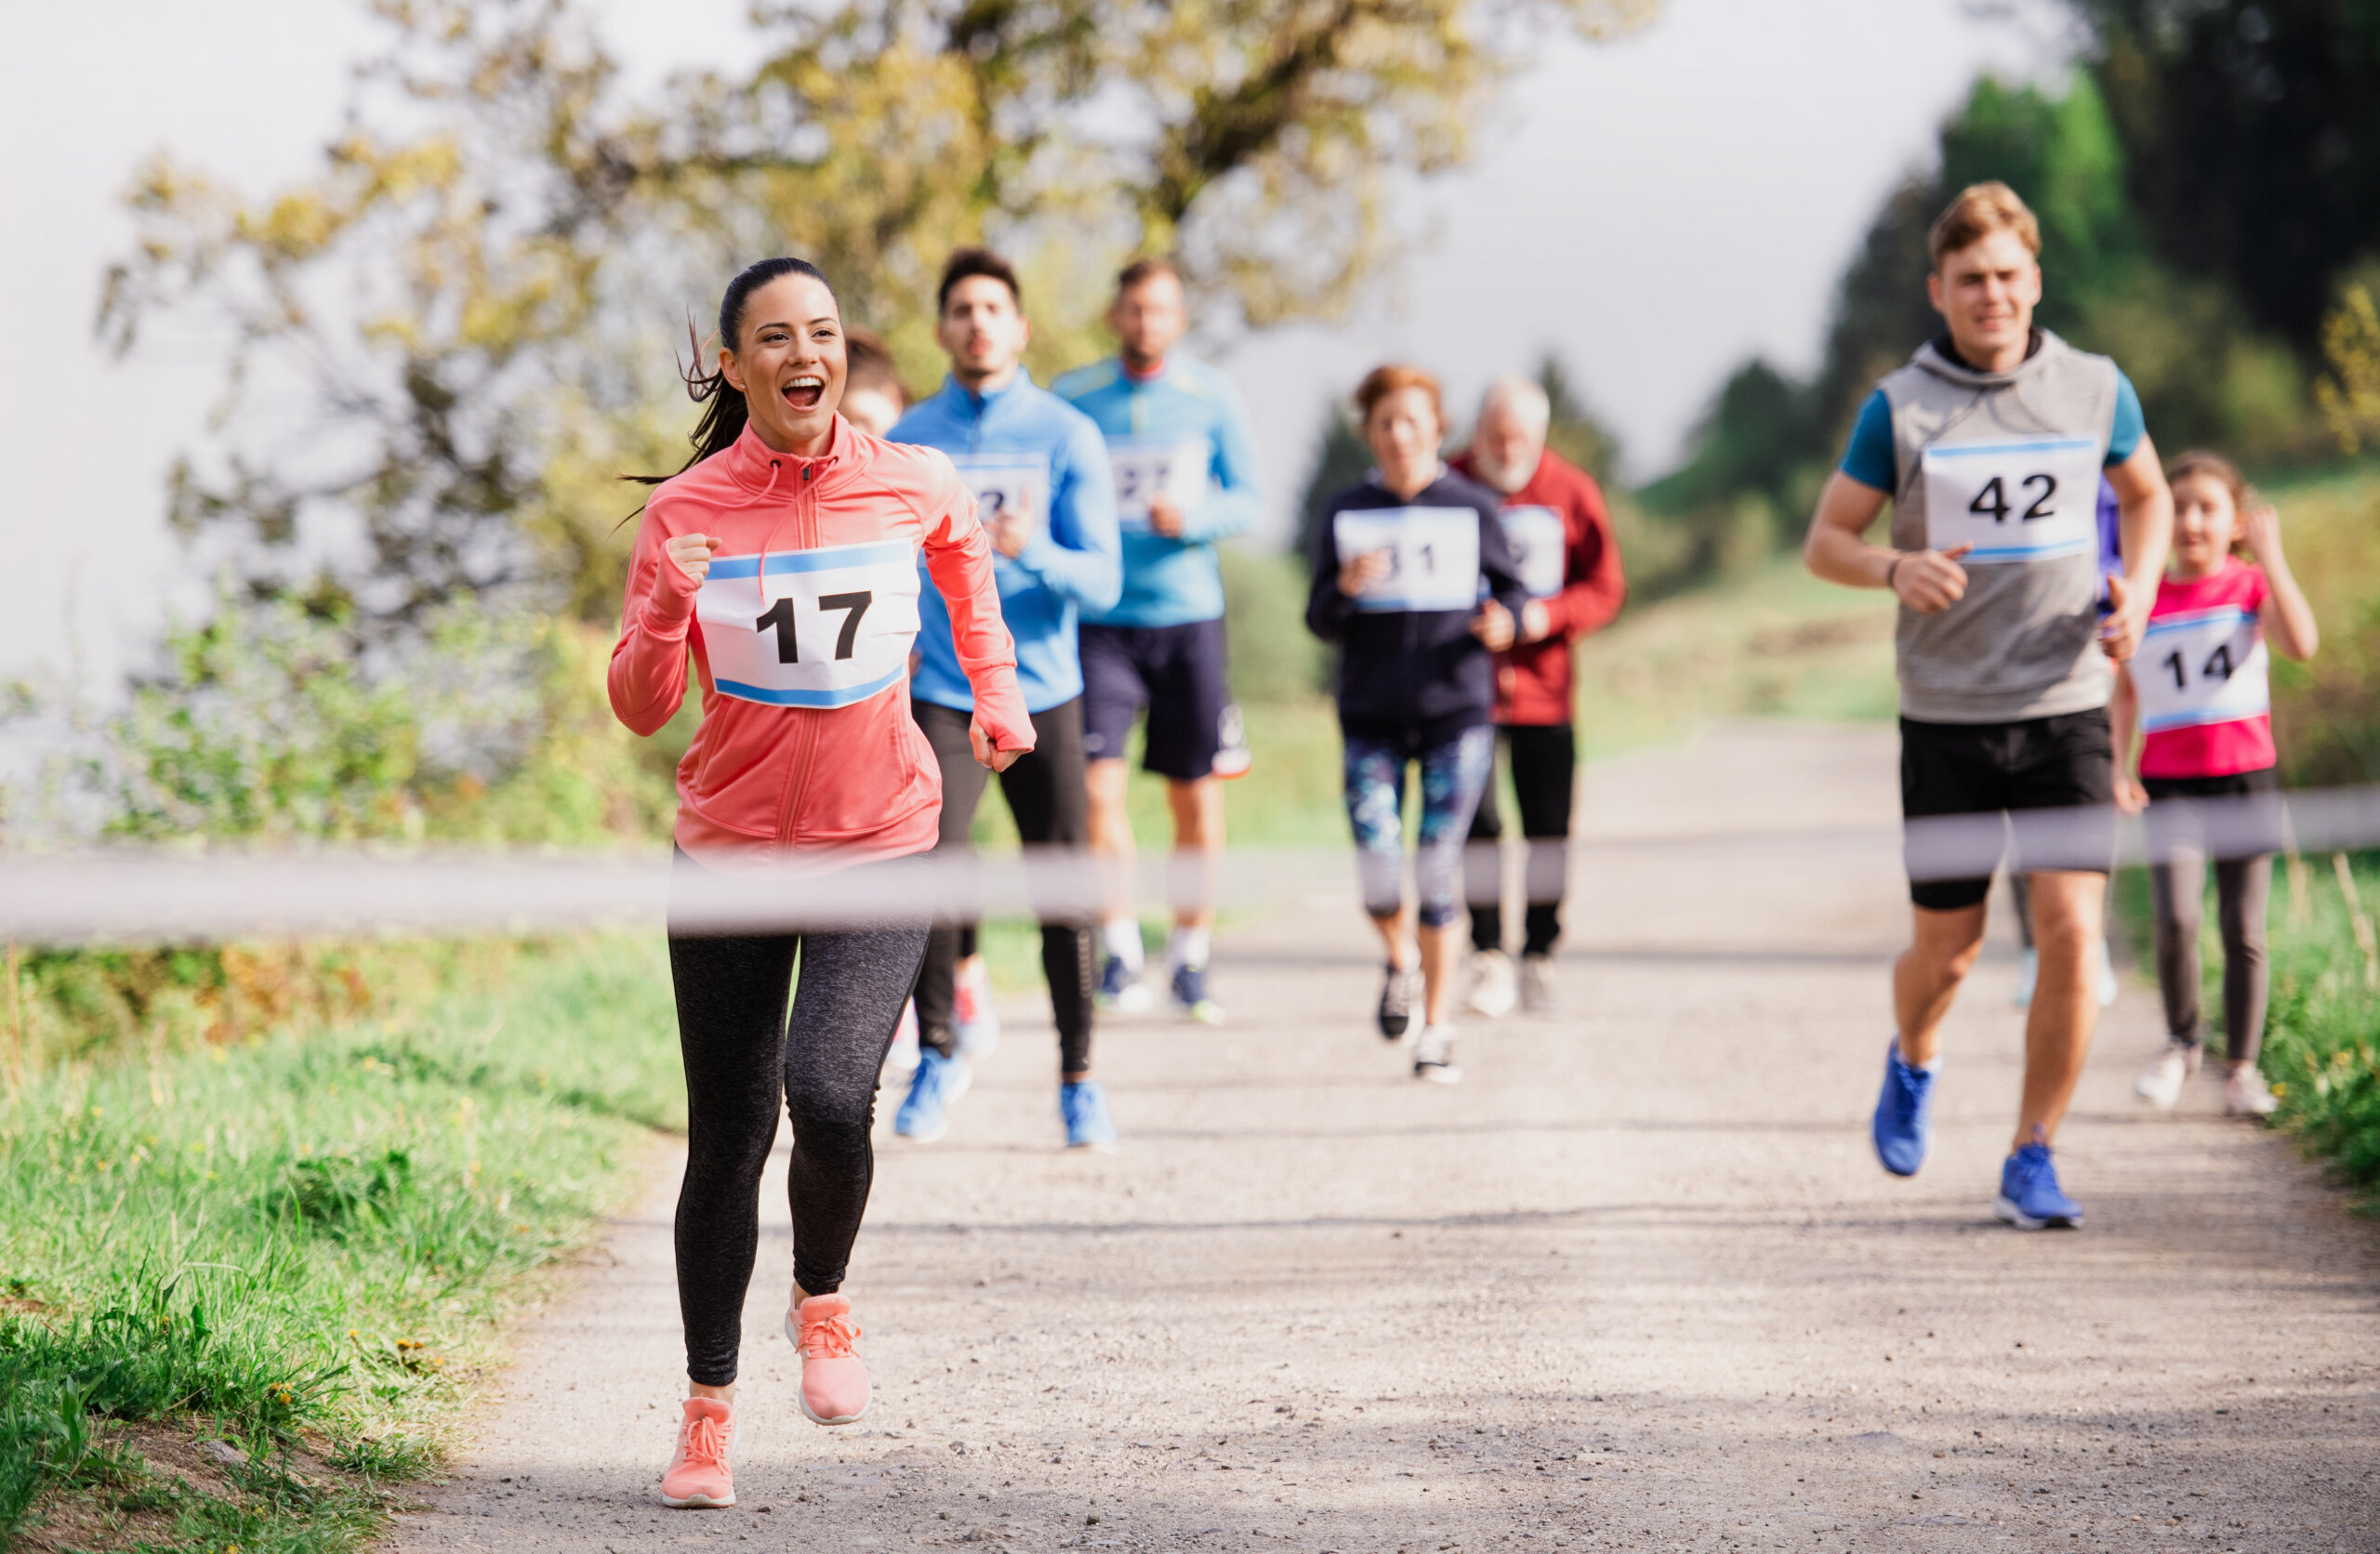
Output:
(610, 418), (1031, 865)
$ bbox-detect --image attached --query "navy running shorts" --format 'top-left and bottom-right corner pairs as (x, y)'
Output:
(1899, 709), (2115, 912)
(1079, 618), (1233, 782)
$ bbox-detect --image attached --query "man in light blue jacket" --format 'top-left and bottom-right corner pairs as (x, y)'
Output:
(892, 247), (1123, 1152)
(1055, 258), (1262, 1024)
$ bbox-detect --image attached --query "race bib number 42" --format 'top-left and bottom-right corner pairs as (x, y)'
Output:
(697, 539), (922, 708)
(1922, 437), (2102, 563)
(1109, 438), (1209, 533)
(1333, 507), (1481, 612)
(1500, 505), (1567, 599)
(2132, 605), (2269, 733)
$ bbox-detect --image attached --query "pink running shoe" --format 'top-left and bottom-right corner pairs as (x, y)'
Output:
(787, 1292), (871, 1425)
(659, 1396), (736, 1508)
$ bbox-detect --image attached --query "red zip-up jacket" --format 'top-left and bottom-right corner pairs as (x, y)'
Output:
(1448, 447), (1626, 726)
(610, 418), (1030, 867)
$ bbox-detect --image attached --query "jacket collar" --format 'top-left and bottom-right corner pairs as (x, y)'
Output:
(721, 416), (854, 494)
(1913, 326), (2054, 389)
(940, 371), (1037, 417)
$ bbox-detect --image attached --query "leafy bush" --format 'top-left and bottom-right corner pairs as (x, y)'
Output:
(2259, 854), (2380, 1200)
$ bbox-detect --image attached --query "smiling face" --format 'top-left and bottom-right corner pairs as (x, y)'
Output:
(2171, 470), (2242, 579)
(1926, 227), (2042, 372)
(1363, 386), (1445, 498)
(717, 273), (847, 455)
(937, 274), (1031, 389)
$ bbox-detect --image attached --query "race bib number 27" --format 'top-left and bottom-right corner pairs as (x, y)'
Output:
(696, 539), (922, 708)
(1921, 437), (2102, 563)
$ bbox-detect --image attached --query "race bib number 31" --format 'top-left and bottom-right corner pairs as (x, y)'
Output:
(1109, 438), (1209, 533)
(1500, 505), (1567, 599)
(1921, 437), (2101, 563)
(1333, 507), (1481, 612)
(697, 539), (922, 708)
(2132, 606), (2269, 733)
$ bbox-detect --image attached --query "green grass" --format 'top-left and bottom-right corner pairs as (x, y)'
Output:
(0, 935), (680, 1549)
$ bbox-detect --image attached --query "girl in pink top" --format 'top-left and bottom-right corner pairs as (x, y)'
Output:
(2111, 451), (2319, 1120)
(610, 258), (1030, 1510)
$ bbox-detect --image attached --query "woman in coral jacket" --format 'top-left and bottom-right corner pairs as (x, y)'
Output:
(608, 257), (1031, 1510)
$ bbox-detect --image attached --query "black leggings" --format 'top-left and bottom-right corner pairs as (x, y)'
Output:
(910, 696), (1096, 1076)
(1464, 723), (1576, 957)
(668, 859), (928, 1387)
(2143, 770), (2282, 1066)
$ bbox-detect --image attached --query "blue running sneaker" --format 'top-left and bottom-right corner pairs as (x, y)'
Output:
(1170, 962), (1224, 1025)
(894, 1049), (971, 1143)
(1060, 1079), (1118, 1152)
(1871, 1038), (1936, 1178)
(1096, 954), (1155, 1013)
(1995, 1142), (2083, 1230)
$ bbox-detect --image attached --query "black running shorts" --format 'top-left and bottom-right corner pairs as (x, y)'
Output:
(1079, 618), (1232, 782)
(1899, 708), (2115, 912)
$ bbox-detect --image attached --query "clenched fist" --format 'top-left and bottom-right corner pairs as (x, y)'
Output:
(667, 533), (723, 586)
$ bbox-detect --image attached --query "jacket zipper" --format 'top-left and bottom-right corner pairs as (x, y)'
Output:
(778, 463), (823, 849)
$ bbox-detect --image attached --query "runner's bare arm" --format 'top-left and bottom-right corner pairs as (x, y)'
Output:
(1802, 471), (1971, 613)
(2109, 670), (2147, 814)
(2101, 438), (2174, 664)
(2243, 503), (2320, 661)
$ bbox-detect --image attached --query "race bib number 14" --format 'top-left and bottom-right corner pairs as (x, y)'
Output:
(1921, 437), (2101, 563)
(1333, 507), (1481, 612)
(2132, 605), (2269, 733)
(697, 539), (922, 708)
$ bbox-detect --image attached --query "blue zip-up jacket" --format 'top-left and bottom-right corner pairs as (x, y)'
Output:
(893, 374), (1122, 714)
(1051, 354), (1262, 628)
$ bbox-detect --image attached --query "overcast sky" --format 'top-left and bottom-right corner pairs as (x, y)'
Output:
(0, 0), (2069, 691)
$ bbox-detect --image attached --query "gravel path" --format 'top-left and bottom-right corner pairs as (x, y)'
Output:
(390, 722), (2378, 1553)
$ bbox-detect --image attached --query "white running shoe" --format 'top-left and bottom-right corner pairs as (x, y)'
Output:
(2133, 1040), (2199, 1109)
(1411, 1024), (1463, 1084)
(1518, 954), (1554, 1014)
(953, 958), (1001, 1059)
(885, 999), (920, 1078)
(2096, 940), (2120, 1007)
(2224, 1064), (2279, 1118)
(1463, 949), (1517, 1020)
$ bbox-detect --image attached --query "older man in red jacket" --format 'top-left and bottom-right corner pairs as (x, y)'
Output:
(1450, 375), (1627, 1016)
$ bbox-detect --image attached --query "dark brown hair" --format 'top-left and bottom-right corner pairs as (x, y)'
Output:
(1116, 256), (1182, 293)
(2167, 448), (2259, 556)
(843, 326), (907, 409)
(938, 247), (1022, 313)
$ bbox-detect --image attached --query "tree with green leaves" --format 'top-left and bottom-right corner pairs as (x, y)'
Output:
(104, 0), (1655, 636)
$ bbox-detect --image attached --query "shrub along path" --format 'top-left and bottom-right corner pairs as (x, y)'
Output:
(392, 723), (2379, 1552)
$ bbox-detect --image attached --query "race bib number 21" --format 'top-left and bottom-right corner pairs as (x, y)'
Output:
(1921, 438), (2101, 564)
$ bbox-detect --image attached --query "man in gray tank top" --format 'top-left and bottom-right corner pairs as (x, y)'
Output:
(1803, 182), (2173, 1232)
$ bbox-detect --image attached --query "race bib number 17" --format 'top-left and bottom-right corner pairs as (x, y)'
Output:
(697, 539), (922, 708)
(1333, 507), (1482, 612)
(1921, 438), (2101, 563)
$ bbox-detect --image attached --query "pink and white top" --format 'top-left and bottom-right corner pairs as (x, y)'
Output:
(2131, 558), (2275, 779)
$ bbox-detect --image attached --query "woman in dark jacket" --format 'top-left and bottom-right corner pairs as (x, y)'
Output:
(1306, 363), (1528, 1082)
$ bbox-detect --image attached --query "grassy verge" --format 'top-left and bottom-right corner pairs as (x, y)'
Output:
(0, 935), (681, 1550)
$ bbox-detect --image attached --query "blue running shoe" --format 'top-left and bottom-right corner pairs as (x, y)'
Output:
(1060, 1079), (1118, 1152)
(1095, 955), (1155, 1013)
(894, 1049), (971, 1143)
(1871, 1038), (1935, 1178)
(1995, 1142), (2083, 1230)
(1170, 962), (1224, 1025)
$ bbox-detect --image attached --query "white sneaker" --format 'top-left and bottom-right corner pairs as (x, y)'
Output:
(885, 999), (920, 1077)
(2013, 946), (2039, 1008)
(1411, 1024), (1463, 1084)
(2224, 1065), (2279, 1117)
(1463, 950), (1517, 1020)
(2096, 940), (2120, 1007)
(2134, 1040), (2199, 1109)
(1518, 954), (1555, 1014)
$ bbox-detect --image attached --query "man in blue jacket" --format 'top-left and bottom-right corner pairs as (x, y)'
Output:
(892, 247), (1124, 1152)
(1055, 258), (1263, 1024)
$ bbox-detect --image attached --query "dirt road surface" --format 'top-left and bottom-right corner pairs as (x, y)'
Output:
(390, 723), (2378, 1553)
